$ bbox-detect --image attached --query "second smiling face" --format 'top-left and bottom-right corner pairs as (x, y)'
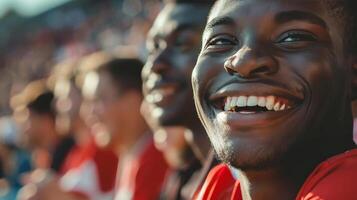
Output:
(142, 3), (210, 127)
(192, 0), (350, 169)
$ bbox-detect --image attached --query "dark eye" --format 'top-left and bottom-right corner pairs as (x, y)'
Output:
(205, 35), (238, 52)
(276, 30), (317, 49)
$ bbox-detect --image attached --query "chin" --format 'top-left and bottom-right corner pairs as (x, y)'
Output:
(155, 107), (187, 127)
(210, 121), (305, 170)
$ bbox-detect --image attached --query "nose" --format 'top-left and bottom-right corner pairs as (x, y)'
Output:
(224, 45), (278, 78)
(145, 48), (171, 76)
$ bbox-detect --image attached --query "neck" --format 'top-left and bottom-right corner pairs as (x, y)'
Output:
(238, 130), (355, 200)
(235, 166), (298, 200)
(187, 124), (211, 165)
(119, 117), (149, 153)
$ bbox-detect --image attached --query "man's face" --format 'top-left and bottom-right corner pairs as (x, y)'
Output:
(142, 3), (210, 128)
(93, 71), (125, 143)
(193, 0), (351, 169)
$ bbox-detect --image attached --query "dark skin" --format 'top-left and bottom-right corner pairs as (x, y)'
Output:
(142, 3), (212, 164)
(192, 0), (357, 199)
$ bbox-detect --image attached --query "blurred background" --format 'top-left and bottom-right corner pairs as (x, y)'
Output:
(0, 1), (162, 199)
(0, 0), (161, 115)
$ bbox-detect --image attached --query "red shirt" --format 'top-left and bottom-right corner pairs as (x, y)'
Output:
(115, 135), (169, 200)
(198, 149), (357, 200)
(60, 139), (119, 200)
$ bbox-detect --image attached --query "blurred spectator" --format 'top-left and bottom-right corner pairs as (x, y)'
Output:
(141, 0), (217, 199)
(0, 1), (165, 199)
(47, 57), (119, 200)
(0, 116), (32, 200)
(10, 80), (75, 173)
(82, 52), (169, 200)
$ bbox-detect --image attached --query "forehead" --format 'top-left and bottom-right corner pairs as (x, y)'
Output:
(208, 0), (328, 25)
(149, 3), (210, 36)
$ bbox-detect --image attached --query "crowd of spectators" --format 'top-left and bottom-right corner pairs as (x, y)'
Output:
(0, 0), (161, 115)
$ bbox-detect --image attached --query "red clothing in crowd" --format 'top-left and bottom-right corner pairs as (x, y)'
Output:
(60, 139), (119, 200)
(115, 134), (169, 200)
(198, 149), (357, 200)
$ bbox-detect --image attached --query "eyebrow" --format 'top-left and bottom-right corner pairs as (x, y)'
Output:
(275, 10), (327, 29)
(205, 16), (236, 30)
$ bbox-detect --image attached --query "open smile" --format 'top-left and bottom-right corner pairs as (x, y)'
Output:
(207, 83), (304, 127)
(215, 95), (295, 113)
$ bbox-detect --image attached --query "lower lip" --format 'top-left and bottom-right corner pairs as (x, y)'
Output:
(215, 108), (296, 128)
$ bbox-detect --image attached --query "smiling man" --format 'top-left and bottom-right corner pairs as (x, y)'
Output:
(141, 0), (216, 199)
(192, 0), (357, 199)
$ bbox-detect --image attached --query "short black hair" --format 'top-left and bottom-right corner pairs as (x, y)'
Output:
(27, 91), (55, 118)
(98, 58), (144, 93)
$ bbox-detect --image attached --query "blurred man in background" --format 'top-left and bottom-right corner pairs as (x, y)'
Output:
(15, 56), (120, 200)
(141, 0), (216, 199)
(11, 80), (75, 173)
(84, 52), (168, 200)
(49, 58), (118, 200)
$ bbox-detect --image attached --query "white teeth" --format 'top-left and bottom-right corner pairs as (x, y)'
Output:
(247, 96), (258, 107)
(266, 96), (275, 110)
(280, 104), (286, 110)
(237, 96), (247, 107)
(273, 102), (280, 111)
(224, 97), (232, 111)
(258, 97), (266, 107)
(223, 95), (291, 112)
(231, 97), (238, 108)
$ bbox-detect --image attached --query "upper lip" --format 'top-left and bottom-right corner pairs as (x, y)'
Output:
(146, 80), (181, 94)
(208, 82), (304, 105)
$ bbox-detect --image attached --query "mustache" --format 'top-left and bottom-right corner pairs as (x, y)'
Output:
(146, 76), (189, 91)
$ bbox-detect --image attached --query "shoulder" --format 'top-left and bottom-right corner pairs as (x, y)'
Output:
(297, 149), (357, 200)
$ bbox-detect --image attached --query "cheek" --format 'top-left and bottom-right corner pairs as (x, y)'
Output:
(101, 102), (120, 124)
(304, 48), (336, 77)
(175, 54), (193, 67)
(194, 56), (226, 100)
(192, 57), (213, 96)
(282, 51), (337, 98)
(281, 52), (344, 128)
